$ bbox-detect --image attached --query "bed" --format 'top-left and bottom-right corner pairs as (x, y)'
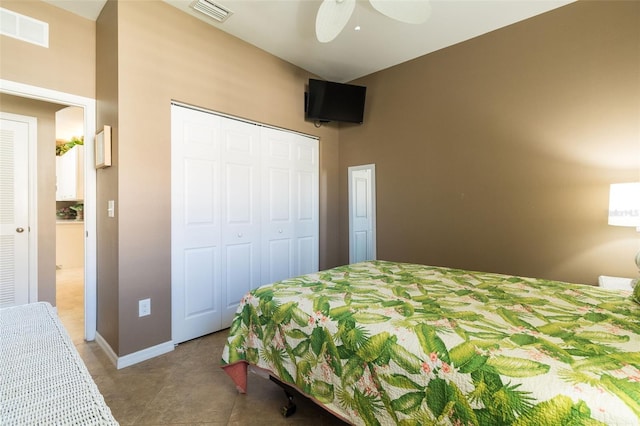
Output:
(0, 302), (118, 425)
(221, 260), (640, 425)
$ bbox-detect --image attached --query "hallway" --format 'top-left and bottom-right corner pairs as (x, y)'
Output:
(56, 267), (84, 344)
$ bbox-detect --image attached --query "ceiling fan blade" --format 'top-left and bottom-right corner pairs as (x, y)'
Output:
(369, 0), (431, 24)
(316, 0), (357, 43)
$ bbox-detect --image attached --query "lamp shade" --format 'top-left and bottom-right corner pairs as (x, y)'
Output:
(608, 182), (640, 227)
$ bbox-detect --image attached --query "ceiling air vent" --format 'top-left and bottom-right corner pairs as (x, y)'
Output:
(190, 0), (233, 23)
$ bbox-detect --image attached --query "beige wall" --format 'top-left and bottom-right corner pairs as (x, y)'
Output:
(341, 0), (640, 285)
(0, 94), (65, 304)
(105, 1), (340, 355)
(0, 1), (95, 98)
(95, 0), (120, 353)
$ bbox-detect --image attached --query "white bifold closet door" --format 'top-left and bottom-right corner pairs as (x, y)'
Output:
(260, 126), (319, 285)
(171, 104), (318, 344)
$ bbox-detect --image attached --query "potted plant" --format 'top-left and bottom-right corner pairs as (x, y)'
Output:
(56, 207), (76, 220)
(70, 203), (84, 220)
(56, 136), (84, 156)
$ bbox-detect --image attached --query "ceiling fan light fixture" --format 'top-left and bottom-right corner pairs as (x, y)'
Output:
(315, 0), (431, 43)
(315, 0), (356, 43)
(190, 0), (233, 23)
(369, 0), (431, 24)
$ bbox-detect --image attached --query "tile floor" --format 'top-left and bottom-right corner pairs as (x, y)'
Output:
(56, 268), (349, 425)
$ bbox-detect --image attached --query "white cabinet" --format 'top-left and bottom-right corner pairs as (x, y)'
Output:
(56, 145), (84, 201)
(171, 104), (319, 344)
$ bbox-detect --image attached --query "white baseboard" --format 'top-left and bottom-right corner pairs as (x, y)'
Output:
(94, 332), (118, 366)
(95, 332), (174, 369)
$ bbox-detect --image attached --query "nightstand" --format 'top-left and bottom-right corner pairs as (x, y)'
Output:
(598, 275), (635, 291)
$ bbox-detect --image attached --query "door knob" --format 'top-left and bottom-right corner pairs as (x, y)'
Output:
(16, 227), (24, 233)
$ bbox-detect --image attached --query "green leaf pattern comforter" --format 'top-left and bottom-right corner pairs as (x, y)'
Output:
(221, 261), (640, 425)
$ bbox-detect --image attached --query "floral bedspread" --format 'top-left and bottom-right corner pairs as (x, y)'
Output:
(221, 261), (640, 425)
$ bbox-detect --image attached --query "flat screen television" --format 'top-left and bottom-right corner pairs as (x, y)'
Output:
(305, 79), (367, 124)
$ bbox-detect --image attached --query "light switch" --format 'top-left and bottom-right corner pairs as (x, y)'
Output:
(107, 200), (115, 218)
(139, 298), (151, 317)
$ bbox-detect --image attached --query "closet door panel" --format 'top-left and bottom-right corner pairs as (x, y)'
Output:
(261, 128), (295, 284)
(225, 243), (254, 305)
(222, 161), (260, 325)
(295, 169), (318, 276)
(268, 168), (291, 221)
(183, 158), (219, 246)
(261, 128), (319, 281)
(297, 171), (314, 221)
(262, 165), (294, 284)
(293, 137), (319, 276)
(172, 106), (222, 344)
(183, 247), (219, 317)
(265, 239), (294, 284)
(296, 237), (316, 276)
(220, 119), (261, 326)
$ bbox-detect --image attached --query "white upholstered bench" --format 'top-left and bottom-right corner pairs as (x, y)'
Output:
(0, 302), (118, 425)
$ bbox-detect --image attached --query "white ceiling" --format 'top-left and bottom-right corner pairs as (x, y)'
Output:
(44, 0), (575, 83)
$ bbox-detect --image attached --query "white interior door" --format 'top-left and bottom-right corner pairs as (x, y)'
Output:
(349, 164), (376, 263)
(261, 127), (318, 284)
(0, 113), (35, 307)
(220, 118), (262, 327)
(171, 105), (223, 343)
(261, 128), (295, 284)
(291, 135), (319, 277)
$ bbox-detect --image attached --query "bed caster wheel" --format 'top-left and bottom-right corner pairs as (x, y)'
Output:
(269, 375), (298, 417)
(280, 391), (296, 417)
(281, 401), (297, 417)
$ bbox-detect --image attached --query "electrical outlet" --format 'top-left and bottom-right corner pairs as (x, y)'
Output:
(139, 298), (151, 317)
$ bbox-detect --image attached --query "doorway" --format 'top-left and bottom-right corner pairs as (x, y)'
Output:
(348, 164), (377, 263)
(55, 106), (86, 343)
(0, 79), (97, 341)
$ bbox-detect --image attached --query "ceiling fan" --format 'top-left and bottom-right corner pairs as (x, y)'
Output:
(316, 0), (431, 43)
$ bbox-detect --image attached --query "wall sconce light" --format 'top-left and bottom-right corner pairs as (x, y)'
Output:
(608, 182), (640, 286)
